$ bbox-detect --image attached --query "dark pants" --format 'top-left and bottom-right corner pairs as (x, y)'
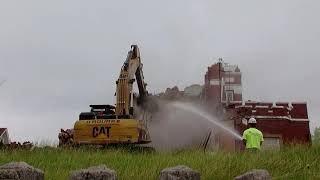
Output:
(246, 148), (260, 153)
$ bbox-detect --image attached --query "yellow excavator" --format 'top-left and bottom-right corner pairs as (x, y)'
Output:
(59, 45), (153, 146)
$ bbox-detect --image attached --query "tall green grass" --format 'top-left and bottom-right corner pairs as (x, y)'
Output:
(0, 145), (319, 180)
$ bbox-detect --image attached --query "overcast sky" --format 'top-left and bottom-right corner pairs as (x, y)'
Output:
(0, 1), (319, 142)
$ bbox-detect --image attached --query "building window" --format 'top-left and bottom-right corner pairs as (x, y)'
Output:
(210, 79), (220, 86)
(226, 91), (234, 103)
(225, 77), (235, 83)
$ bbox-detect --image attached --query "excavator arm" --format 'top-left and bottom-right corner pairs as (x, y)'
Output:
(115, 45), (148, 116)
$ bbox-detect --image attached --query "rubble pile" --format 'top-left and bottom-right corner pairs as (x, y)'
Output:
(0, 141), (33, 150)
(157, 86), (184, 100)
(58, 129), (74, 147)
(156, 85), (203, 102)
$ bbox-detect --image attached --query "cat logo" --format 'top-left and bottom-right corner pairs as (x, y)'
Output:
(92, 127), (111, 138)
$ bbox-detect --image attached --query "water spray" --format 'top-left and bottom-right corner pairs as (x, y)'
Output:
(171, 102), (243, 140)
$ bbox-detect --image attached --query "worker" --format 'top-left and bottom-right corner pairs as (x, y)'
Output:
(242, 117), (264, 152)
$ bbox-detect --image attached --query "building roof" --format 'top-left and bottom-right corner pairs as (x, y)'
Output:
(0, 128), (7, 136)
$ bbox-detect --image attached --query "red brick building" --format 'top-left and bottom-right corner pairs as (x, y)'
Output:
(204, 60), (311, 150)
(204, 58), (242, 106)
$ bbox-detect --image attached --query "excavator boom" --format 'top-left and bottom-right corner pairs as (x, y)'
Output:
(115, 45), (148, 116)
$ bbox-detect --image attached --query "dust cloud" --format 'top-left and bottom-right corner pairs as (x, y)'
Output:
(147, 100), (227, 150)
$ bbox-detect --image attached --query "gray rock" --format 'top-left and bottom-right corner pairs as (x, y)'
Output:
(0, 161), (44, 180)
(234, 169), (272, 180)
(160, 165), (200, 180)
(70, 165), (117, 180)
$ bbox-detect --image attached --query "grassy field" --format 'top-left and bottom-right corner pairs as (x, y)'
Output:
(0, 145), (319, 180)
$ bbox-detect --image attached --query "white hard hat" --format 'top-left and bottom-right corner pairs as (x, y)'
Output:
(248, 117), (257, 124)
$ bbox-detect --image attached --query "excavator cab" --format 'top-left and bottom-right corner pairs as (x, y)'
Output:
(79, 105), (116, 120)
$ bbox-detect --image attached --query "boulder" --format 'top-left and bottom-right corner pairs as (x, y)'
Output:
(0, 162), (44, 180)
(70, 165), (117, 180)
(160, 165), (200, 180)
(234, 169), (272, 180)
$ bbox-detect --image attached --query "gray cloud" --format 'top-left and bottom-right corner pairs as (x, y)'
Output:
(0, 0), (319, 141)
